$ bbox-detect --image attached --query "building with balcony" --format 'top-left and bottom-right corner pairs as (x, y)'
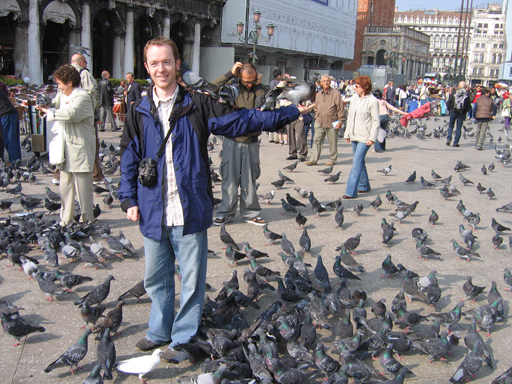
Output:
(394, 8), (472, 82)
(466, 4), (507, 87)
(361, 25), (430, 82)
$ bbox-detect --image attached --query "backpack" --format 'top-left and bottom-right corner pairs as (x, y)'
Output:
(454, 89), (468, 112)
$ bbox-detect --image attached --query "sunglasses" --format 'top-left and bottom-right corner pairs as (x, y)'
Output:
(240, 78), (258, 86)
(354, 84), (361, 88)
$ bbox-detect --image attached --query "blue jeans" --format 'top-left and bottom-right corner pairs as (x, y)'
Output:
(345, 141), (371, 197)
(0, 112), (22, 162)
(143, 226), (208, 348)
(374, 115), (389, 152)
(447, 110), (465, 145)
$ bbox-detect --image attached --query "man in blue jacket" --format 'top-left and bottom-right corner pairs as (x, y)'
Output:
(118, 36), (300, 361)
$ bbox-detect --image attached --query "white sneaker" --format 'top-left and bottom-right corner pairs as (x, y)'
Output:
(245, 217), (267, 226)
(51, 178), (59, 185)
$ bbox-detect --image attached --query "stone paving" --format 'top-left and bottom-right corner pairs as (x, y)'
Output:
(1, 115), (511, 384)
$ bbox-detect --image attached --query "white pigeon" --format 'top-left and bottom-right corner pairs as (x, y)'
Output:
(115, 348), (161, 383)
(20, 256), (38, 279)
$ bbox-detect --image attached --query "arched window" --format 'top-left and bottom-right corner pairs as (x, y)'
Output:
(480, 53), (485, 63)
(433, 57), (438, 68)
(497, 54), (502, 64)
(447, 35), (453, 48)
(434, 35), (440, 48)
(474, 53), (480, 62)
(491, 54), (496, 64)
(441, 35), (447, 48)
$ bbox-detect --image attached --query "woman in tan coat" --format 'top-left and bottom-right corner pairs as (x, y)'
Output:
(38, 64), (95, 224)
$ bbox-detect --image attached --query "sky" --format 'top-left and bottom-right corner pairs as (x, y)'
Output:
(395, 0), (503, 12)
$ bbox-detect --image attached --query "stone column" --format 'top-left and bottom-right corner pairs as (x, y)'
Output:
(124, 7), (134, 75)
(163, 15), (171, 38)
(191, 21), (201, 74)
(112, 33), (123, 79)
(14, 21), (28, 80)
(81, 1), (92, 72)
(27, 0), (42, 84)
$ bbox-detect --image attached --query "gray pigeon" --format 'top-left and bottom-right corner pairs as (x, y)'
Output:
(83, 364), (104, 384)
(97, 328), (116, 380)
(74, 275), (115, 307)
(44, 329), (92, 374)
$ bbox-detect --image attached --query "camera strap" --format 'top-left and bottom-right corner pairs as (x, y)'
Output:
(155, 98), (184, 160)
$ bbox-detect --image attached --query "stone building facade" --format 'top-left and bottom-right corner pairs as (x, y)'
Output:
(360, 25), (430, 81)
(345, 0), (396, 72)
(394, 8), (472, 82)
(0, 0), (222, 84)
(466, 4), (507, 87)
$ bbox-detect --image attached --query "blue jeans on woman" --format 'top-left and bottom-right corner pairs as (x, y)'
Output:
(142, 225), (208, 348)
(345, 141), (371, 197)
(0, 111), (22, 162)
(305, 122), (315, 148)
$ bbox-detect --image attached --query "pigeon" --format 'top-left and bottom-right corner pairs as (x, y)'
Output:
(312, 200), (328, 217)
(353, 203), (364, 217)
(429, 302), (465, 327)
(19, 256), (38, 279)
(465, 318), (494, 368)
(454, 161), (471, 172)
(44, 329), (92, 374)
(118, 280), (146, 302)
(338, 248), (365, 272)
(80, 303), (106, 330)
(449, 340), (484, 383)
(118, 231), (136, 254)
(280, 233), (295, 255)
(1, 313), (45, 346)
(488, 162), (495, 172)
(20, 194), (42, 211)
(463, 277), (486, 302)
(412, 227), (428, 242)
(318, 165), (334, 175)
(405, 171), (416, 183)
(389, 208), (411, 224)
(491, 217), (510, 234)
(481, 165), (487, 175)
(428, 210), (439, 226)
(416, 241), (441, 260)
(334, 206), (345, 228)
(299, 228), (311, 252)
(96, 328), (116, 380)
(263, 224), (282, 245)
(285, 193), (306, 207)
(53, 270), (93, 292)
(431, 170), (442, 180)
(278, 170), (294, 184)
(460, 174), (474, 186)
(381, 255), (403, 278)
(94, 301), (124, 339)
(336, 233), (362, 254)
(294, 187), (308, 198)
(377, 165), (392, 175)
(476, 182), (487, 194)
(115, 348), (162, 383)
(36, 273), (67, 301)
(382, 222), (395, 245)
(315, 342), (341, 376)
(324, 171), (341, 184)
(283, 161), (298, 172)
(258, 190), (276, 205)
(492, 234), (503, 249)
(0, 200), (13, 213)
(487, 188), (495, 200)
(411, 330), (452, 363)
(250, 257), (280, 278)
(243, 242), (269, 259)
(370, 195), (382, 211)
(281, 199), (298, 215)
(296, 212), (308, 229)
(314, 255), (331, 291)
(420, 176), (436, 189)
(219, 224), (239, 250)
(333, 256), (361, 281)
(83, 364), (104, 384)
(492, 366), (512, 383)
(451, 239), (480, 261)
(74, 275), (115, 306)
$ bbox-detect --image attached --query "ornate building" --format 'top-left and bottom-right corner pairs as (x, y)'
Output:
(394, 8), (472, 82)
(466, 3), (507, 87)
(345, 0), (396, 72)
(360, 25), (430, 82)
(0, 0), (222, 84)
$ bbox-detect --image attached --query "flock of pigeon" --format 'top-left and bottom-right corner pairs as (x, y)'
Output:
(1, 113), (512, 384)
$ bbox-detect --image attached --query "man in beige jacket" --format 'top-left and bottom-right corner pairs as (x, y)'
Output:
(306, 74), (345, 166)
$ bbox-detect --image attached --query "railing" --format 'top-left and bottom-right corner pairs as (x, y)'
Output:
(365, 26), (430, 44)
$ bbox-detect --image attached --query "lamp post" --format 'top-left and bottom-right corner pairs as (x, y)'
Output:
(236, 10), (274, 66)
(384, 46), (399, 82)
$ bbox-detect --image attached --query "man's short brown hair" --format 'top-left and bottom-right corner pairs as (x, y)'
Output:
(53, 64), (80, 87)
(143, 36), (180, 63)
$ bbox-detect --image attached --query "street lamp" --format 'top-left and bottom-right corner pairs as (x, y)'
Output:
(236, 10), (275, 65)
(384, 46), (399, 81)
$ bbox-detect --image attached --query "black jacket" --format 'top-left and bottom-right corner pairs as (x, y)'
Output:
(0, 87), (16, 118)
(126, 81), (142, 106)
(97, 78), (114, 107)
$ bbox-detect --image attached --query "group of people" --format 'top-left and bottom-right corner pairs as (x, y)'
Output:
(8, 35), (506, 365)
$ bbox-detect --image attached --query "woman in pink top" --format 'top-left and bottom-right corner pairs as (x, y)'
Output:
(372, 89), (406, 152)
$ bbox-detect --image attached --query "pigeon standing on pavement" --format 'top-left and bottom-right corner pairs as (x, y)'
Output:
(74, 275), (115, 306)
(377, 165), (392, 175)
(115, 348), (162, 382)
(97, 327), (116, 380)
(44, 329), (92, 374)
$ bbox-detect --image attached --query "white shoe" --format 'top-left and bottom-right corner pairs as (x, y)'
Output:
(51, 178), (59, 185)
